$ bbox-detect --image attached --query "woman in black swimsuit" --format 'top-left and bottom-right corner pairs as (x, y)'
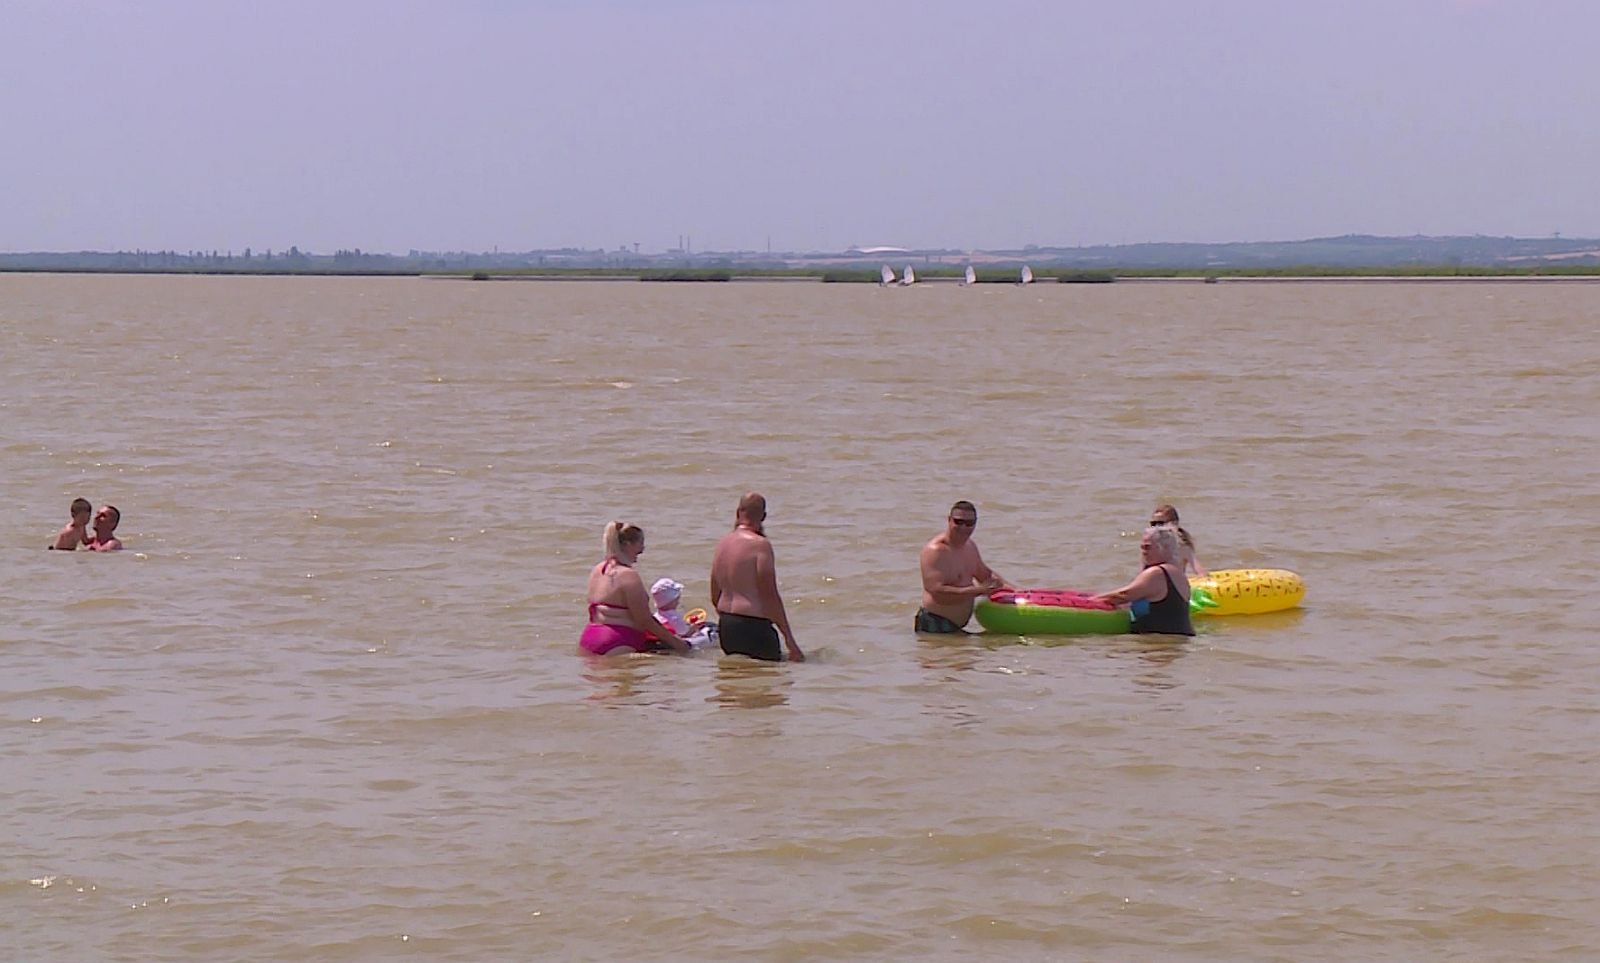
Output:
(1096, 526), (1195, 636)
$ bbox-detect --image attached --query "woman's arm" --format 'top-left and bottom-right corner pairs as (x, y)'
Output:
(622, 573), (690, 653)
(1096, 567), (1162, 607)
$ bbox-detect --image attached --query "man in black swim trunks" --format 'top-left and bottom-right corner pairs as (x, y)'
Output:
(916, 500), (1010, 633)
(710, 492), (804, 662)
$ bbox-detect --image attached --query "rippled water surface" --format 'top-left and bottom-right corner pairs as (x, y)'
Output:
(3, 274), (1597, 960)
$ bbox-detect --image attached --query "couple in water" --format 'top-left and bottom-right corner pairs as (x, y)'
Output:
(49, 498), (123, 552)
(581, 492), (803, 661)
(916, 500), (1199, 636)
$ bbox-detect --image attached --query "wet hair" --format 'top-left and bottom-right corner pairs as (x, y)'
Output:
(71, 497), (92, 517)
(950, 500), (977, 517)
(1142, 526), (1180, 563)
(602, 520), (644, 558)
(737, 491), (766, 521)
(100, 505), (121, 529)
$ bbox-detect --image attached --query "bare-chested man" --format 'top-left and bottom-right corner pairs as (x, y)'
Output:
(710, 492), (803, 662)
(87, 505), (123, 552)
(917, 500), (1010, 633)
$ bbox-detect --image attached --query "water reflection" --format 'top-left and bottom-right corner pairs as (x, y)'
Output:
(709, 657), (792, 709)
(915, 634), (984, 674)
(1113, 637), (1190, 696)
(910, 635), (990, 728)
(580, 656), (652, 706)
(976, 630), (1195, 696)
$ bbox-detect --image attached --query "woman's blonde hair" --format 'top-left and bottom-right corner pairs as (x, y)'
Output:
(1142, 525), (1181, 563)
(602, 520), (644, 559)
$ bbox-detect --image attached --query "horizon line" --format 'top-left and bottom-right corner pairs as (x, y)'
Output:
(5, 231), (1600, 259)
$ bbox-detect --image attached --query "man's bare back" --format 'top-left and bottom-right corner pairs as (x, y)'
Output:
(710, 527), (772, 618)
(709, 492), (802, 661)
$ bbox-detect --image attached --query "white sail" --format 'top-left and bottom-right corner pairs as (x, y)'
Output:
(962, 265), (976, 286)
(1020, 264), (1035, 285)
(900, 264), (917, 286)
(880, 264), (896, 285)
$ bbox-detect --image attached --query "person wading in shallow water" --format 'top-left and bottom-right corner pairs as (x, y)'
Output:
(710, 492), (803, 662)
(1097, 526), (1194, 636)
(916, 500), (1010, 633)
(1149, 503), (1207, 577)
(580, 521), (689, 656)
(87, 505), (123, 552)
(49, 498), (93, 550)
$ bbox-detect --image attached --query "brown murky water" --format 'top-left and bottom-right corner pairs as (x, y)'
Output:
(3, 274), (1597, 960)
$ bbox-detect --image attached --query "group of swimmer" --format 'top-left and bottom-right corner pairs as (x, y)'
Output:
(583, 493), (1207, 660)
(47, 497), (124, 552)
(917, 500), (1204, 638)
(584, 492), (804, 660)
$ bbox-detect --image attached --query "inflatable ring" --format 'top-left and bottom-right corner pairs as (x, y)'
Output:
(1188, 569), (1305, 616)
(975, 590), (1130, 636)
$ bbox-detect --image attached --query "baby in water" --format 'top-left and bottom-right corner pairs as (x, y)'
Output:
(650, 578), (717, 649)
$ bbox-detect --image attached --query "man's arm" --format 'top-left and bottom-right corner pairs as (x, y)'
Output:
(921, 544), (991, 599)
(757, 542), (803, 661)
(970, 547), (1010, 590)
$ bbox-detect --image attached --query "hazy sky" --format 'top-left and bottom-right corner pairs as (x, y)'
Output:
(4, 0), (1596, 253)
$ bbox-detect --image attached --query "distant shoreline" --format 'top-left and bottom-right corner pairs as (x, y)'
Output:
(7, 266), (1600, 283)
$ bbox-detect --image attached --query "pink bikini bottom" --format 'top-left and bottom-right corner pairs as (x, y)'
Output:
(579, 622), (654, 655)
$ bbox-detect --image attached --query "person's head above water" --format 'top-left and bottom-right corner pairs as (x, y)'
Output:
(1150, 504), (1179, 527)
(602, 520), (644, 563)
(1140, 526), (1180, 566)
(71, 497), (92, 522)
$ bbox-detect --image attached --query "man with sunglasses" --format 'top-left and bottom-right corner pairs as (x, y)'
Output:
(916, 500), (1010, 633)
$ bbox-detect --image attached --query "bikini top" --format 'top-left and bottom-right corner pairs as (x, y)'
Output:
(589, 558), (632, 623)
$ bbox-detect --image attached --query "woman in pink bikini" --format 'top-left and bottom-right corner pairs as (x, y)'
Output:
(580, 521), (691, 655)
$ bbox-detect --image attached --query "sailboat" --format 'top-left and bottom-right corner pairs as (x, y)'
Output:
(880, 264), (896, 286)
(899, 264), (917, 286)
(961, 265), (977, 286)
(1019, 264), (1035, 285)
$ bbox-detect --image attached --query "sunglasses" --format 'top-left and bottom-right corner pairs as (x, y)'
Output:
(949, 517), (977, 527)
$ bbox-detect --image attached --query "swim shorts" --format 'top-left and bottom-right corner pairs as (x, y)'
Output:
(914, 607), (966, 634)
(717, 611), (782, 661)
